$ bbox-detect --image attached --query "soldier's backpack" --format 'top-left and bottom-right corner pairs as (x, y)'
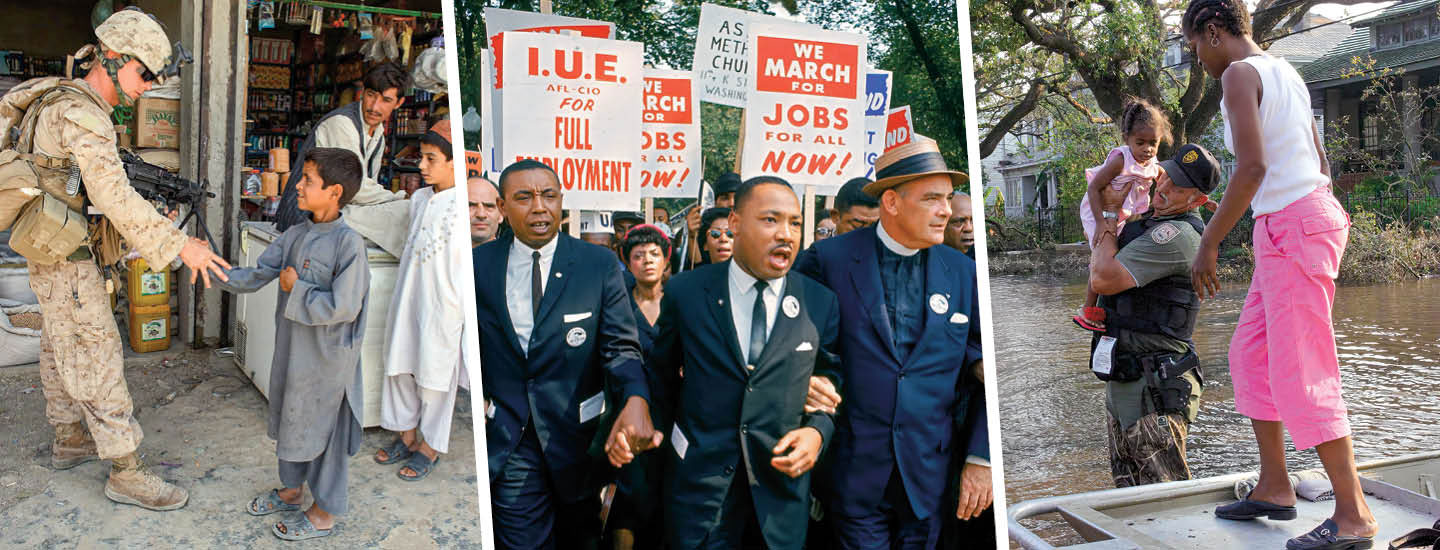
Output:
(0, 77), (99, 263)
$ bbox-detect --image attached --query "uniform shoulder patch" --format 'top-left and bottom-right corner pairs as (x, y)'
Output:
(61, 102), (115, 139)
(1150, 223), (1181, 245)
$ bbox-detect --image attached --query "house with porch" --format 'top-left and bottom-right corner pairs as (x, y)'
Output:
(1302, 0), (1440, 193)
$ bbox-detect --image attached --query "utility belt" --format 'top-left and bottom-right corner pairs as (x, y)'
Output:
(1091, 336), (1201, 416)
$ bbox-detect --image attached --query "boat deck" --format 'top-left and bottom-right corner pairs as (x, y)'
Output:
(1010, 452), (1440, 549)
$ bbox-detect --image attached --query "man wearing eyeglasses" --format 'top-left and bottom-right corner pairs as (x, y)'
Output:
(0, 7), (228, 511)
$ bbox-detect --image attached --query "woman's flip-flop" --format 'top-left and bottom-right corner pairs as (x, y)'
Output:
(1287, 519), (1373, 550)
(398, 452), (439, 482)
(1390, 519), (1440, 549)
(247, 488), (301, 516)
(272, 511), (334, 541)
(374, 436), (414, 465)
(1215, 498), (1298, 521)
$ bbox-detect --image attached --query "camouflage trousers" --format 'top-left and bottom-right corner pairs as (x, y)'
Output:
(28, 259), (143, 459)
(1106, 409), (1191, 488)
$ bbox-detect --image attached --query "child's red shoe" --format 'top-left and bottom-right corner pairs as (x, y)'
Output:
(1072, 307), (1106, 332)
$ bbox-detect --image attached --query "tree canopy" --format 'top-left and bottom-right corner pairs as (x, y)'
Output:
(455, 0), (970, 180)
(973, 0), (1372, 159)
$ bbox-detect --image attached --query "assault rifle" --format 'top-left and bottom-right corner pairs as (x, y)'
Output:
(118, 149), (220, 252)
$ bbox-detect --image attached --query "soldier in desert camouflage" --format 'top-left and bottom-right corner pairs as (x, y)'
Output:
(0, 8), (230, 510)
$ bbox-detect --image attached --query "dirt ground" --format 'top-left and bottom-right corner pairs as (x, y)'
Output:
(0, 349), (484, 548)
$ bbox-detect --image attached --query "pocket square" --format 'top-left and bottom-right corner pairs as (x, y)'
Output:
(949, 313), (969, 324)
(563, 311), (593, 323)
(795, 341), (814, 352)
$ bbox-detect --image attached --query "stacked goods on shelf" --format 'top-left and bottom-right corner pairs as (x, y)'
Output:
(0, 52), (64, 78)
(335, 59), (364, 83)
(250, 37), (294, 64)
(248, 90), (293, 111)
(394, 105), (431, 135)
(249, 64), (291, 89)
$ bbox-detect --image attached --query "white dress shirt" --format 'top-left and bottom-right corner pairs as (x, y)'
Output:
(727, 259), (784, 364)
(505, 236), (559, 355)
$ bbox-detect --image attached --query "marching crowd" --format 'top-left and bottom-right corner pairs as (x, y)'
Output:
(471, 136), (992, 550)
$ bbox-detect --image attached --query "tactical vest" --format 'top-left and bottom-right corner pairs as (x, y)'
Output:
(0, 78), (107, 263)
(1091, 212), (1204, 384)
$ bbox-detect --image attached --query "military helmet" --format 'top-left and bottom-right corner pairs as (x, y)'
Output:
(94, 7), (185, 83)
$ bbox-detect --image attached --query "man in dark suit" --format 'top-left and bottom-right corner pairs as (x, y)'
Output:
(796, 137), (990, 549)
(474, 159), (660, 549)
(613, 176), (841, 550)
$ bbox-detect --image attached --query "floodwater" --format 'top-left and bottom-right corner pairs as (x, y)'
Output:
(995, 276), (1440, 544)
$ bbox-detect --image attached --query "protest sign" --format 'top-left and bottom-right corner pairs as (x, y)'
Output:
(641, 69), (702, 199)
(885, 105), (915, 153)
(863, 70), (892, 180)
(691, 3), (796, 108)
(465, 151), (484, 179)
(498, 31), (644, 212)
(484, 9), (615, 173)
(484, 8), (615, 88)
(740, 22), (868, 195)
(479, 49), (497, 175)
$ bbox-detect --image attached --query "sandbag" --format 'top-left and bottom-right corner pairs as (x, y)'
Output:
(0, 267), (36, 304)
(0, 299), (41, 367)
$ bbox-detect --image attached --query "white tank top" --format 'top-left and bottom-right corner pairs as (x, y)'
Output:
(1221, 54), (1329, 216)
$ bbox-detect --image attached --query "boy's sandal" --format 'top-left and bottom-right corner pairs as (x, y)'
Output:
(374, 436), (414, 465)
(272, 511), (334, 541)
(397, 452), (439, 482)
(247, 488), (301, 516)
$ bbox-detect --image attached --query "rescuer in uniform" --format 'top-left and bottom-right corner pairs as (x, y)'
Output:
(1086, 144), (1218, 487)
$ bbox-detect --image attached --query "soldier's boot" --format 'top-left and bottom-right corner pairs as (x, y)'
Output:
(51, 421), (99, 470)
(104, 453), (189, 511)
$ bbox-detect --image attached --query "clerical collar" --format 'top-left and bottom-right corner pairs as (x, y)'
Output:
(876, 220), (919, 257)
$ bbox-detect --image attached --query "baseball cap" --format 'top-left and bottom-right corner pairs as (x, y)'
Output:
(1160, 143), (1221, 195)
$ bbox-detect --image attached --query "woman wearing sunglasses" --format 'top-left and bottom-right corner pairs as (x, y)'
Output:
(697, 207), (734, 265)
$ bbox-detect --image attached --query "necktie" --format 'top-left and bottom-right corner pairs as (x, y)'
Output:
(531, 251), (543, 317)
(748, 280), (768, 365)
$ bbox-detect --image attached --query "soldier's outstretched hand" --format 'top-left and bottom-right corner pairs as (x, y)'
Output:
(178, 238), (230, 288)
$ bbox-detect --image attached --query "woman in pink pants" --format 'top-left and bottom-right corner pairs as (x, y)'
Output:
(1182, 1), (1376, 549)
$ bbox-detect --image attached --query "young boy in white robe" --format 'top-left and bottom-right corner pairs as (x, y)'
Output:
(375, 119), (467, 481)
(218, 148), (370, 541)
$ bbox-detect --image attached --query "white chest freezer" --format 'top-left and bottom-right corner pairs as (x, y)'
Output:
(233, 222), (397, 428)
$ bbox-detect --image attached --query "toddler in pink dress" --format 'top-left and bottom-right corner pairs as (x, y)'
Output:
(1074, 100), (1169, 331)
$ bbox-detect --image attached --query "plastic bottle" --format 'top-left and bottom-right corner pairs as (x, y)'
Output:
(245, 169), (262, 196)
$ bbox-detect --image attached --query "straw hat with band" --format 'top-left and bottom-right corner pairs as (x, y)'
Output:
(864, 136), (969, 197)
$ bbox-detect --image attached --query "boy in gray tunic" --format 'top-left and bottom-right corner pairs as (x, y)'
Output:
(218, 148), (371, 541)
